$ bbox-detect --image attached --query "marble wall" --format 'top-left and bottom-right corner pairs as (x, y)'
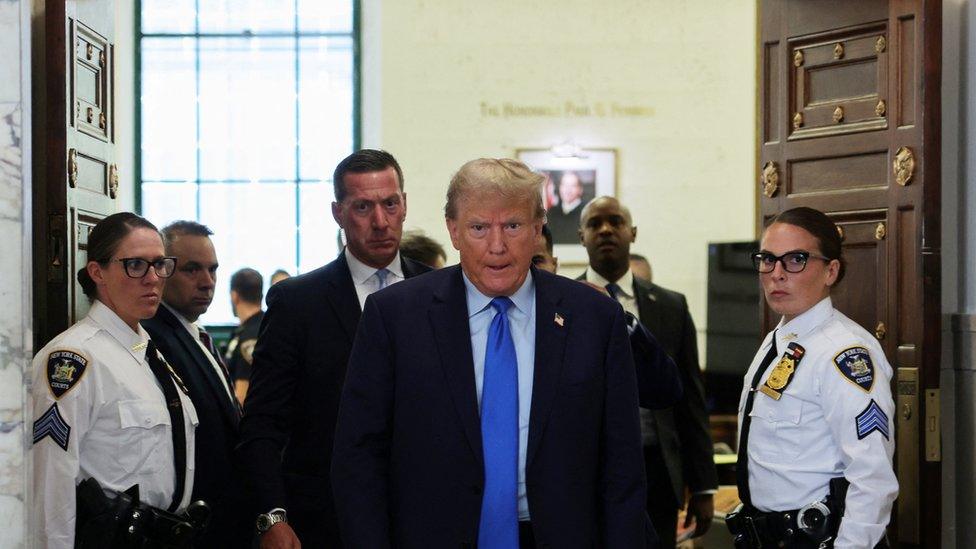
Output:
(0, 0), (29, 547)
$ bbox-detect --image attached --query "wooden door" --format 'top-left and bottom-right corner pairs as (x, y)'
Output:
(32, 0), (118, 348)
(758, 0), (941, 546)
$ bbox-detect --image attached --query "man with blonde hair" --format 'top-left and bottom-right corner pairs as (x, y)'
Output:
(333, 158), (654, 548)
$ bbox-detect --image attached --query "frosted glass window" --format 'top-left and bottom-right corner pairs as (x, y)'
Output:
(139, 1), (357, 325)
(198, 37), (297, 181)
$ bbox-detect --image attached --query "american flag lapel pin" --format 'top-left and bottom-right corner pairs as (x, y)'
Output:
(554, 313), (564, 327)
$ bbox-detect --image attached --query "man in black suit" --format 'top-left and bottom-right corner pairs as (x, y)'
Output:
(332, 158), (652, 548)
(533, 224), (683, 411)
(579, 197), (719, 548)
(142, 221), (250, 548)
(237, 149), (431, 549)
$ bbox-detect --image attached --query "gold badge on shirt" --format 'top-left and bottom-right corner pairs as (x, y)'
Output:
(759, 342), (806, 401)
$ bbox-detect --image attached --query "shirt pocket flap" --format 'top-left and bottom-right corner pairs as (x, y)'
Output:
(118, 399), (171, 429)
(749, 392), (803, 425)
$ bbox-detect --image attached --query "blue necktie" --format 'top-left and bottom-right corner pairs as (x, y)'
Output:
(479, 297), (519, 549)
(605, 282), (622, 301)
(375, 268), (390, 290)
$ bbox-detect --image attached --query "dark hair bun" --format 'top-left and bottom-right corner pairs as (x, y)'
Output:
(77, 267), (98, 300)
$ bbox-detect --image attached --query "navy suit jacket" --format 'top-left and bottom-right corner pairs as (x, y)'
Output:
(633, 279), (718, 504)
(332, 266), (654, 548)
(237, 252), (430, 546)
(141, 305), (250, 547)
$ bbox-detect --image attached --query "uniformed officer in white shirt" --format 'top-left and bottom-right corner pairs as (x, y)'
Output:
(31, 213), (199, 549)
(728, 207), (897, 549)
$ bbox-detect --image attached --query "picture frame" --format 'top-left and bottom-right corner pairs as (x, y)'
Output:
(516, 147), (618, 265)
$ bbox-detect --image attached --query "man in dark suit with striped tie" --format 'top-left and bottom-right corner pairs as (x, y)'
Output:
(142, 220), (250, 547)
(332, 158), (653, 548)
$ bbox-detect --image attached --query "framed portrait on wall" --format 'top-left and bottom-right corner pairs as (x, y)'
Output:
(516, 147), (617, 265)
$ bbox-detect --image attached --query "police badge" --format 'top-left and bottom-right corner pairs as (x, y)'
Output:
(46, 350), (89, 399)
(760, 342), (806, 400)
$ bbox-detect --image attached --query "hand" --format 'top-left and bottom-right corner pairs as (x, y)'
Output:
(684, 493), (714, 537)
(260, 522), (301, 549)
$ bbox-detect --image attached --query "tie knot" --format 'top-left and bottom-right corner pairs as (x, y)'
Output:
(490, 296), (513, 315)
(375, 268), (390, 289)
(605, 283), (623, 300)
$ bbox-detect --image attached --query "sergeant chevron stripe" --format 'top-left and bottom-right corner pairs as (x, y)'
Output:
(855, 399), (890, 440)
(33, 403), (71, 451)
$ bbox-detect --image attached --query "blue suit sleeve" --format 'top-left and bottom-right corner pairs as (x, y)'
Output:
(626, 312), (683, 409)
(601, 307), (656, 547)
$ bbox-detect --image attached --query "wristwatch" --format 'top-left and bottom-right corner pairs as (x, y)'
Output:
(256, 508), (288, 533)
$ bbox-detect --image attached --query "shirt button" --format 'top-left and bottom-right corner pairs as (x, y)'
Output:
(145, 418), (152, 425)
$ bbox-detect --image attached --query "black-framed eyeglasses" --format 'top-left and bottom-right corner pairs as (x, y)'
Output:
(751, 251), (831, 274)
(115, 257), (177, 278)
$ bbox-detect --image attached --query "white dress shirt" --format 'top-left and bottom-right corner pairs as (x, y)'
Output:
(584, 268), (638, 317)
(345, 248), (405, 310)
(31, 300), (198, 549)
(738, 297), (897, 549)
(585, 268), (658, 445)
(463, 272), (536, 521)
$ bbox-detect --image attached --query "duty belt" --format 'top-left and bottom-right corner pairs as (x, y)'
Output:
(727, 477), (849, 549)
(76, 478), (211, 549)
(726, 504), (838, 549)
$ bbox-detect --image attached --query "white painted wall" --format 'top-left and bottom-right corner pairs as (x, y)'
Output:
(361, 0), (759, 345)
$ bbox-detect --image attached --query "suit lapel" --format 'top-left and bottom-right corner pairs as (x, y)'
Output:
(633, 279), (662, 337)
(157, 306), (240, 425)
(325, 253), (362, 343)
(527, 271), (568, 468)
(429, 267), (484, 467)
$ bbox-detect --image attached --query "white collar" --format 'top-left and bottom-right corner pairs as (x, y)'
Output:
(88, 299), (151, 357)
(462, 270), (535, 319)
(585, 268), (635, 298)
(344, 247), (404, 285)
(163, 302), (202, 340)
(775, 296), (833, 344)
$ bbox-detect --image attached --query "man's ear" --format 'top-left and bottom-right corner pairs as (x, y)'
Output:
(631, 226), (637, 243)
(331, 201), (342, 227)
(446, 218), (462, 251)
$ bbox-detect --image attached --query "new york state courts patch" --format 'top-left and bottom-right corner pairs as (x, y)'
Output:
(833, 346), (875, 392)
(46, 350), (88, 399)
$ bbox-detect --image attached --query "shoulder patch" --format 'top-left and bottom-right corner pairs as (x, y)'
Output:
(855, 399), (890, 440)
(33, 403), (71, 450)
(833, 346), (875, 392)
(240, 339), (257, 365)
(47, 350), (89, 399)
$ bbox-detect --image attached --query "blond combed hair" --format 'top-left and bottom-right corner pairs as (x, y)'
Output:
(444, 158), (547, 220)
